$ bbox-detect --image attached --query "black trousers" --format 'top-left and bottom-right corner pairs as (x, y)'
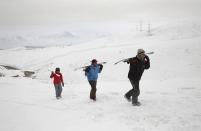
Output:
(125, 79), (140, 104)
(88, 81), (97, 100)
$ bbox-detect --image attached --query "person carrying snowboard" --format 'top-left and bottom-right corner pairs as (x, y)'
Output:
(85, 59), (103, 101)
(50, 67), (64, 99)
(124, 49), (150, 106)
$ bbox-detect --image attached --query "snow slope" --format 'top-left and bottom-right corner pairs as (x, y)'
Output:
(0, 21), (201, 131)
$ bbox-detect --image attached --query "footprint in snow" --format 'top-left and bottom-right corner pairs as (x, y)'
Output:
(110, 92), (120, 96)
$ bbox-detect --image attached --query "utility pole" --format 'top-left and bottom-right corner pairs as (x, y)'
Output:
(140, 21), (143, 32)
(147, 22), (152, 36)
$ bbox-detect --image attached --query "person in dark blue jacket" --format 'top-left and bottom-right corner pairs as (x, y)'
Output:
(85, 59), (103, 101)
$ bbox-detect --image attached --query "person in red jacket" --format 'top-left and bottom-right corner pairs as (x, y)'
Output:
(50, 67), (64, 99)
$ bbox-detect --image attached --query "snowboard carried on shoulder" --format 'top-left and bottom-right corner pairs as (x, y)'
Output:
(74, 62), (107, 71)
(114, 51), (154, 65)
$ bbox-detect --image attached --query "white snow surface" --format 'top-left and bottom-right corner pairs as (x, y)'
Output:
(0, 21), (201, 131)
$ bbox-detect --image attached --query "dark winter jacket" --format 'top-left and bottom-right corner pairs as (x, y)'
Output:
(127, 56), (150, 80)
(85, 64), (103, 81)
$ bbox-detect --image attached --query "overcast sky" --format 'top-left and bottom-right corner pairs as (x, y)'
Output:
(0, 0), (201, 49)
(0, 0), (201, 27)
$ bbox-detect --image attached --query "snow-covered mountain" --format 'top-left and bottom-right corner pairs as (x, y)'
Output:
(0, 28), (113, 49)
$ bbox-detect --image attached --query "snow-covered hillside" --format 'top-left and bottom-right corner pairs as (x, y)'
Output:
(0, 21), (201, 131)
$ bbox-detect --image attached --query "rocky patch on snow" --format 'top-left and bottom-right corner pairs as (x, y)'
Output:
(0, 65), (35, 78)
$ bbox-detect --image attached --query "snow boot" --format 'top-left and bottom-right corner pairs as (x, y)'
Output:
(132, 101), (141, 106)
(124, 94), (131, 102)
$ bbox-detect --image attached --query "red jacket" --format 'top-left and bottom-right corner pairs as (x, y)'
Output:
(50, 72), (63, 84)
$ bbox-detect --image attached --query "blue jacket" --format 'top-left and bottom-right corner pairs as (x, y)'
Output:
(85, 65), (102, 81)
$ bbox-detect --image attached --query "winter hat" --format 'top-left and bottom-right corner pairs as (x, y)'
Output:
(91, 59), (97, 63)
(137, 49), (145, 55)
(55, 67), (60, 72)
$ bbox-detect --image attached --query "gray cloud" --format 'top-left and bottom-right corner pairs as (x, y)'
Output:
(0, 0), (201, 26)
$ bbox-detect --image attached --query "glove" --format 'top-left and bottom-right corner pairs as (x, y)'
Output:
(84, 66), (90, 73)
(51, 71), (54, 75)
(62, 82), (64, 87)
(123, 59), (129, 64)
(145, 55), (150, 61)
(99, 64), (103, 70)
